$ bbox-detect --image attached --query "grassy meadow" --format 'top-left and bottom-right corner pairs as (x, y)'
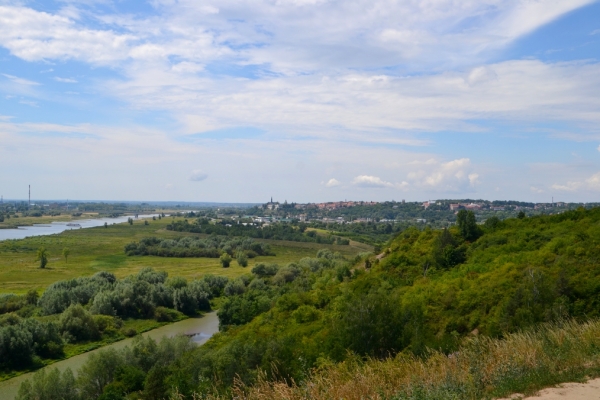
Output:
(0, 216), (371, 294)
(0, 213), (100, 229)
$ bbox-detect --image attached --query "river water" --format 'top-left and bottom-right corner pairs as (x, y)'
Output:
(0, 312), (219, 400)
(0, 214), (162, 242)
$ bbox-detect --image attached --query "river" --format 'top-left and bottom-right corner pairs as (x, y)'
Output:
(0, 312), (219, 400)
(0, 214), (163, 241)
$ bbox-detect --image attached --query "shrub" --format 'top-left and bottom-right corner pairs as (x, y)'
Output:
(237, 252), (249, 267)
(220, 253), (232, 268)
(59, 304), (100, 342)
(154, 306), (180, 322)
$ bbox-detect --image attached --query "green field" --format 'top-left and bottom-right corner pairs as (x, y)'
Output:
(0, 213), (100, 229)
(0, 217), (372, 294)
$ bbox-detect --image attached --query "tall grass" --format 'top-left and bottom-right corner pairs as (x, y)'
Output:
(217, 319), (600, 400)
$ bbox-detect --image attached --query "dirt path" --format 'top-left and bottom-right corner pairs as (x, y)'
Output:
(500, 378), (600, 399)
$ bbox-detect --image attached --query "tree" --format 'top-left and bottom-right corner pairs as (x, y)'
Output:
(104, 222), (108, 228)
(62, 248), (70, 264)
(36, 247), (48, 269)
(518, 210), (526, 219)
(128, 218), (133, 225)
(220, 253), (232, 268)
(456, 210), (481, 242)
(236, 252), (248, 267)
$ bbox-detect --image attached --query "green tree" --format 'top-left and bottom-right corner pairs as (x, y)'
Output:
(36, 247), (48, 269)
(104, 222), (108, 228)
(16, 368), (78, 400)
(456, 210), (481, 241)
(518, 210), (526, 219)
(220, 253), (232, 268)
(62, 248), (71, 264)
(236, 252), (248, 267)
(127, 218), (133, 225)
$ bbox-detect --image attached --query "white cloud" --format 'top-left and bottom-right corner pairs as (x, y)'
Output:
(591, 29), (600, 36)
(597, 144), (600, 152)
(325, 178), (340, 188)
(587, 172), (600, 190)
(189, 170), (208, 181)
(406, 158), (479, 192)
(530, 186), (544, 193)
(352, 175), (394, 188)
(100, 59), (600, 141)
(0, 2), (597, 142)
(552, 171), (600, 192)
(468, 173), (480, 186)
(19, 100), (38, 107)
(2, 73), (40, 86)
(0, 1), (593, 74)
(54, 77), (78, 83)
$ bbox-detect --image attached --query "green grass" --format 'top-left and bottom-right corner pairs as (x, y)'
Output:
(0, 218), (371, 294)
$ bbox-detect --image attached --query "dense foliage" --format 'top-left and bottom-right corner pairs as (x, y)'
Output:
(17, 335), (196, 400)
(1, 269), (230, 374)
(124, 236), (274, 258)
(167, 219), (349, 245)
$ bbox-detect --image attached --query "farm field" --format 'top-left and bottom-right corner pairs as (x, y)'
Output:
(0, 217), (372, 294)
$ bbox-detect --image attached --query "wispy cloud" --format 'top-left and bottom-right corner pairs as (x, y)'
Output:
(54, 77), (78, 83)
(189, 170), (208, 182)
(19, 100), (38, 107)
(552, 172), (600, 192)
(2, 73), (40, 86)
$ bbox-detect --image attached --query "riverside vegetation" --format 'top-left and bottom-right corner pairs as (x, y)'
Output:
(0, 268), (226, 376)
(13, 207), (600, 399)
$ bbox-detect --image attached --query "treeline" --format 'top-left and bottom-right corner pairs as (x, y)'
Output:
(1, 269), (230, 372)
(124, 236), (273, 258)
(166, 219), (349, 245)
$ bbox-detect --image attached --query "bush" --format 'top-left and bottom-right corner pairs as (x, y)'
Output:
(220, 253), (232, 268)
(93, 315), (122, 334)
(236, 252), (248, 267)
(59, 304), (100, 342)
(251, 263), (280, 277)
(121, 327), (136, 337)
(154, 306), (180, 322)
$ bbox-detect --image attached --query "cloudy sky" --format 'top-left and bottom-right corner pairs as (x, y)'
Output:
(0, 0), (599, 203)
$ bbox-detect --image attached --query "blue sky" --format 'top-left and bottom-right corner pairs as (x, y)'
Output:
(0, 0), (599, 203)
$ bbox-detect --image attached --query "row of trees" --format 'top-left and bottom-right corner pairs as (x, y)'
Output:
(124, 236), (273, 258)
